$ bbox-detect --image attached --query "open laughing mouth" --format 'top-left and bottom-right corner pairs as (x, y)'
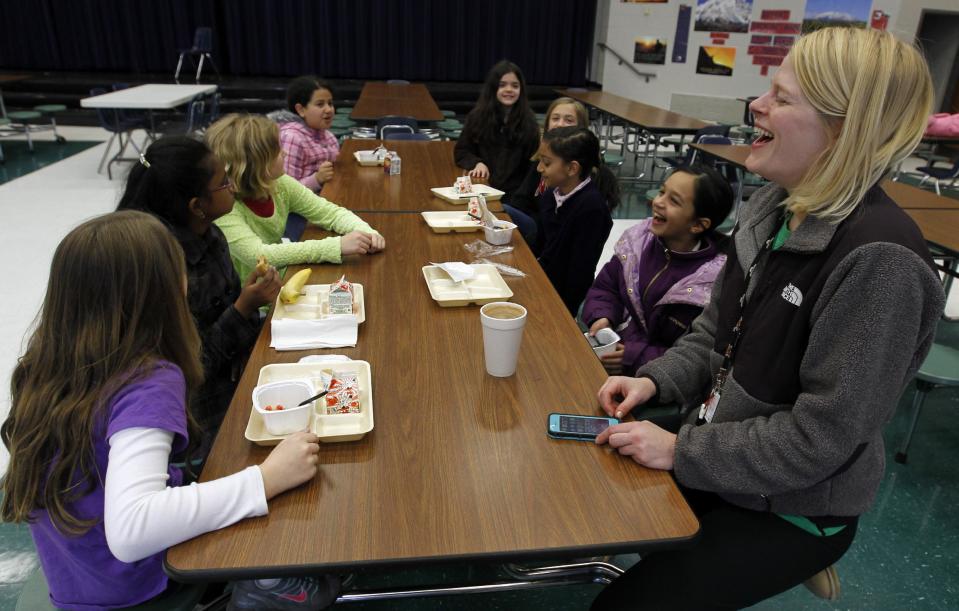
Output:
(753, 126), (775, 146)
(651, 211), (666, 225)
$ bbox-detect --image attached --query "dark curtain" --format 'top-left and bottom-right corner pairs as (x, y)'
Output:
(0, 0), (216, 73)
(0, 0), (595, 85)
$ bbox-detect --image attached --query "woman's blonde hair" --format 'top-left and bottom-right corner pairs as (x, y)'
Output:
(206, 113), (281, 200)
(543, 97), (589, 132)
(787, 27), (933, 222)
(1, 211), (203, 534)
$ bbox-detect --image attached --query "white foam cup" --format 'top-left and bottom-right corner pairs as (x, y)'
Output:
(480, 302), (528, 377)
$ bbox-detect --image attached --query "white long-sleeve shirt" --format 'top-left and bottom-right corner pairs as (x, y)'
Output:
(104, 427), (268, 563)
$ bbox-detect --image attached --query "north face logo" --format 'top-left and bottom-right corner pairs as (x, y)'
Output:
(781, 283), (803, 306)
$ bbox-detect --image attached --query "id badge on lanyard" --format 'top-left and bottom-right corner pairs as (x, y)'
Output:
(695, 218), (782, 426)
(697, 390), (721, 424)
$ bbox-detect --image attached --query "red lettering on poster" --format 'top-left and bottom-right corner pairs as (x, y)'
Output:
(773, 36), (794, 46)
(750, 21), (802, 34)
(748, 45), (789, 57)
(761, 65), (770, 76)
(753, 55), (784, 66)
(761, 10), (790, 20)
(750, 35), (772, 45)
(711, 32), (730, 39)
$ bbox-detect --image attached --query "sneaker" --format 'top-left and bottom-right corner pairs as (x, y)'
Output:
(228, 575), (340, 610)
(803, 565), (841, 601)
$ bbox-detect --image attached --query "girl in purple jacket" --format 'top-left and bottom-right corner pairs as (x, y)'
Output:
(583, 164), (733, 375)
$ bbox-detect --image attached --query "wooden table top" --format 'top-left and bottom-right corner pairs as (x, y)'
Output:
(690, 142), (751, 169)
(323, 139), (503, 213)
(166, 212), (699, 580)
(905, 209), (959, 253)
(689, 143), (959, 212)
(350, 82), (444, 122)
(879, 180), (959, 210)
(558, 89), (707, 134)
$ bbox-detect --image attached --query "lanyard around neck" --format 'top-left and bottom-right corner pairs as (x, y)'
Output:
(695, 213), (786, 426)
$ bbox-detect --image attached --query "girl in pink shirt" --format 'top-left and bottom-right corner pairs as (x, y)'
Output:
(279, 76), (340, 192)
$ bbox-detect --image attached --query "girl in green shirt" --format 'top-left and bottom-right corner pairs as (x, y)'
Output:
(208, 113), (385, 280)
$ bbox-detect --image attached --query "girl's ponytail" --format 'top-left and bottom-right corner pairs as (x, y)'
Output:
(117, 136), (214, 227)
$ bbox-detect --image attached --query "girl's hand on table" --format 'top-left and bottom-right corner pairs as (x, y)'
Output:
(341, 231), (374, 255)
(259, 432), (321, 500)
(469, 163), (490, 180)
(369, 232), (386, 253)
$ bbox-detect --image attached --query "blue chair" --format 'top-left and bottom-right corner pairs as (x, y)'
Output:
(376, 115), (418, 139)
(659, 124), (732, 169)
(90, 87), (148, 179)
(916, 159), (959, 196)
(158, 98), (205, 136)
(895, 342), (959, 464)
(284, 213), (308, 242)
(174, 27), (220, 82)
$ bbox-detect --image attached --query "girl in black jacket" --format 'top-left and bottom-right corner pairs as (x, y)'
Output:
(454, 60), (539, 200)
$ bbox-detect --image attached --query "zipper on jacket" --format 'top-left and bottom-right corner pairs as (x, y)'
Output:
(643, 247), (671, 302)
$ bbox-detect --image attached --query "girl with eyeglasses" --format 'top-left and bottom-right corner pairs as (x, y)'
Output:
(117, 136), (281, 452)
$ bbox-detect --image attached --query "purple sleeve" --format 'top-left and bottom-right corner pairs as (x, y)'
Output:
(106, 363), (189, 454)
(582, 257), (626, 326)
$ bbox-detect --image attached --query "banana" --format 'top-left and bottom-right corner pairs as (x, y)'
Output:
(279, 269), (312, 304)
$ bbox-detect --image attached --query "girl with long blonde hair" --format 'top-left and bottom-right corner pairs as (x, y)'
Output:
(208, 113), (385, 281)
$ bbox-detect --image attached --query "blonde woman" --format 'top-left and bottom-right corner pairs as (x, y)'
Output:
(591, 28), (945, 609)
(208, 114), (384, 281)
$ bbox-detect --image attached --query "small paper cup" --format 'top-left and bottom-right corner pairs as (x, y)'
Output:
(483, 220), (517, 246)
(253, 379), (314, 436)
(586, 328), (621, 357)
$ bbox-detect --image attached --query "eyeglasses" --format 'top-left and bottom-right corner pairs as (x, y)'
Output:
(210, 175), (234, 193)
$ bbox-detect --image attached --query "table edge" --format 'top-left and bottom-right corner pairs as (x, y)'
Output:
(164, 526), (701, 583)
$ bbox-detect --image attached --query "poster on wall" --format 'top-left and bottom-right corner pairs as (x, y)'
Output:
(634, 37), (668, 64)
(672, 4), (693, 63)
(696, 46), (736, 76)
(802, 0), (871, 34)
(694, 0), (754, 33)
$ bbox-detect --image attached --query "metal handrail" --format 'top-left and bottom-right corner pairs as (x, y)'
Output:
(598, 42), (657, 83)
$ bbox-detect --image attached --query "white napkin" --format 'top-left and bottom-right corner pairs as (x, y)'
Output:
(429, 261), (476, 283)
(270, 315), (358, 351)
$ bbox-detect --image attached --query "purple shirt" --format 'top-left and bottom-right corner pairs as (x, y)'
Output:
(29, 362), (189, 610)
